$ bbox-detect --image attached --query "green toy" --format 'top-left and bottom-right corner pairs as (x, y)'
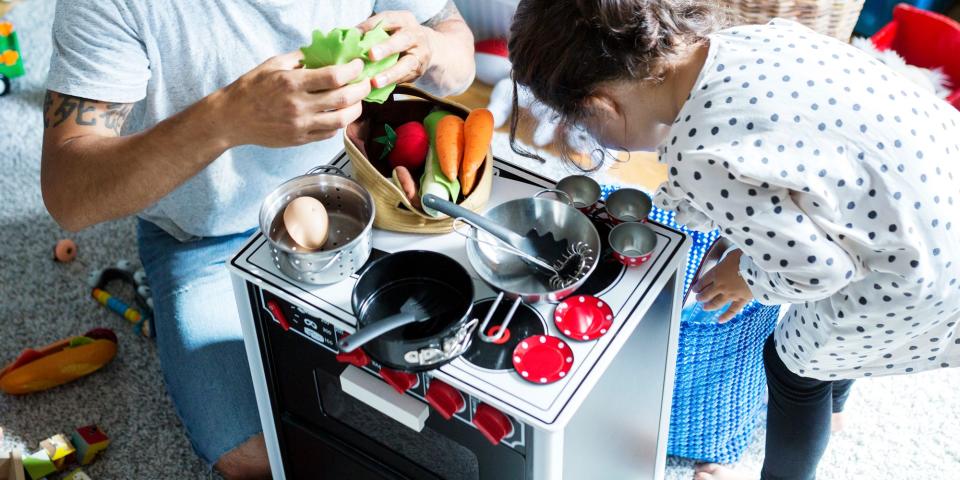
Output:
(21, 450), (56, 480)
(300, 22), (398, 103)
(0, 21), (25, 97)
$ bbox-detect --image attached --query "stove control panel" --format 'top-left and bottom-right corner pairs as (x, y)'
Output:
(259, 290), (526, 452)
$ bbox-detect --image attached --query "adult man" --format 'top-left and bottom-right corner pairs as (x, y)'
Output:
(41, 1), (474, 478)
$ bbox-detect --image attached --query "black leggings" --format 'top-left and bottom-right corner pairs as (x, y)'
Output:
(761, 334), (854, 480)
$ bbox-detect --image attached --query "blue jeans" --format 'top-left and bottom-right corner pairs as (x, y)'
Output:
(137, 219), (261, 467)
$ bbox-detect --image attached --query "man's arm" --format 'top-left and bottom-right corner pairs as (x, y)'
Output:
(42, 54), (371, 232)
(360, 1), (475, 96)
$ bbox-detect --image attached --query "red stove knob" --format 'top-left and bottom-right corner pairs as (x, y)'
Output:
(425, 379), (465, 420)
(379, 368), (418, 394)
(472, 403), (514, 446)
(266, 300), (290, 331)
(335, 348), (370, 368)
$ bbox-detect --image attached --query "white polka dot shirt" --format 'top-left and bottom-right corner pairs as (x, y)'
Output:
(655, 20), (960, 380)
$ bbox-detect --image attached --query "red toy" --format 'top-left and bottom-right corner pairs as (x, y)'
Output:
(871, 4), (960, 109)
(375, 121), (429, 171)
(70, 425), (109, 466)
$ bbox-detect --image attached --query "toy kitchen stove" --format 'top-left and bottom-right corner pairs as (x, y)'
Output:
(229, 153), (689, 480)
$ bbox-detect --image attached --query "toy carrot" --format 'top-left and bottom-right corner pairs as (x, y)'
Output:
(435, 115), (464, 181)
(460, 108), (494, 195)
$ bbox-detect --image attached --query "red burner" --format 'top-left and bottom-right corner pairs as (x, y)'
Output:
(512, 335), (574, 385)
(554, 295), (614, 341)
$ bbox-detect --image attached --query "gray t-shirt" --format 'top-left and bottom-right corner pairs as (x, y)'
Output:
(47, 0), (448, 240)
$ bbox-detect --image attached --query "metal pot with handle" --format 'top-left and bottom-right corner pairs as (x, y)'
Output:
(259, 165), (375, 285)
(422, 190), (601, 344)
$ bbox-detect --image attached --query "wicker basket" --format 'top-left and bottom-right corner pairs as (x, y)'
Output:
(344, 85), (493, 234)
(724, 0), (866, 40)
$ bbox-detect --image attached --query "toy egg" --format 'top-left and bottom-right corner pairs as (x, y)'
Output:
(283, 196), (329, 251)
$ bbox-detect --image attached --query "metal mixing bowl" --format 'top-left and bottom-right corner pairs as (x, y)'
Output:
(259, 166), (375, 285)
(465, 196), (601, 303)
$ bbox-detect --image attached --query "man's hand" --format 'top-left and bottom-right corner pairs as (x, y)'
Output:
(692, 249), (755, 323)
(357, 11), (436, 89)
(212, 51), (372, 148)
(358, 1), (474, 96)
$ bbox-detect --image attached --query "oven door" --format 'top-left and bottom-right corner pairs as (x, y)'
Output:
(256, 288), (528, 480)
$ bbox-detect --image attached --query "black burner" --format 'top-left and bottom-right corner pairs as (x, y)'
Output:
(572, 217), (626, 296)
(462, 298), (546, 371)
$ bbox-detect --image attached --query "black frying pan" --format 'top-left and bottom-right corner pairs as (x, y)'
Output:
(343, 250), (476, 372)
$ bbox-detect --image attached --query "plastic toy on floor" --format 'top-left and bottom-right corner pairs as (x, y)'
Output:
(62, 468), (91, 480)
(88, 260), (154, 338)
(0, 328), (118, 395)
(39, 433), (75, 471)
(21, 450), (55, 480)
(0, 448), (25, 480)
(0, 21), (25, 97)
(70, 426), (109, 466)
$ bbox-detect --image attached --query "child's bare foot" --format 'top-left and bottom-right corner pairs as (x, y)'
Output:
(831, 412), (845, 433)
(694, 463), (754, 480)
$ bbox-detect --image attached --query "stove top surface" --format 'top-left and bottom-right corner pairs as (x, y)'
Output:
(229, 153), (688, 429)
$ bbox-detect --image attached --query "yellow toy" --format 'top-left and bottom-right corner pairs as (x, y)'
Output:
(39, 433), (75, 471)
(0, 329), (117, 395)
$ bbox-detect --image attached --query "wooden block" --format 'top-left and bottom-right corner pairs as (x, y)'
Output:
(39, 434), (75, 471)
(21, 450), (56, 480)
(0, 449), (26, 480)
(70, 426), (109, 466)
(62, 468), (91, 480)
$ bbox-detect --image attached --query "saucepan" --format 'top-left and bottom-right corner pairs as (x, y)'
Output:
(259, 166), (375, 285)
(422, 190), (601, 343)
(338, 250), (478, 372)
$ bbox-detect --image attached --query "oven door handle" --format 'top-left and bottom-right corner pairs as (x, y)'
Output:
(339, 366), (429, 432)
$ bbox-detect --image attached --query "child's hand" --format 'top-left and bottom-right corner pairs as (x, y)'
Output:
(692, 249), (755, 323)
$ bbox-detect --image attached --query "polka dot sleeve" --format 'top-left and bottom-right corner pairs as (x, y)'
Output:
(656, 151), (859, 305)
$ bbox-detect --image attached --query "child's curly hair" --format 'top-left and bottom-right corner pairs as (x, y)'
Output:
(509, 0), (726, 166)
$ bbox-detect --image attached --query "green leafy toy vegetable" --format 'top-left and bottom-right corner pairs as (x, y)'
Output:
(300, 23), (399, 103)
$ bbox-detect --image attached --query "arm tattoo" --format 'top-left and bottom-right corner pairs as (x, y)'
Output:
(101, 103), (134, 135)
(423, 0), (460, 28)
(43, 91), (133, 135)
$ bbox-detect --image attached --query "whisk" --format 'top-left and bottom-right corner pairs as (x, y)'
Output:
(454, 218), (594, 289)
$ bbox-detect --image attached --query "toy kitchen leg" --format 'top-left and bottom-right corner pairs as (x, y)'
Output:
(232, 275), (287, 480)
(531, 270), (684, 480)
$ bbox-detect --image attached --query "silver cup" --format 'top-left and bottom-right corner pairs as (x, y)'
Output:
(555, 175), (603, 213)
(605, 188), (652, 224)
(609, 222), (657, 267)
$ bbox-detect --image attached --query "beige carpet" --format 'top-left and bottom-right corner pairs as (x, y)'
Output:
(2, 1), (959, 479)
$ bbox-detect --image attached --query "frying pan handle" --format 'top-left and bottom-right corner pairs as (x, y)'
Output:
(338, 312), (417, 353)
(534, 189), (574, 206)
(422, 194), (527, 247)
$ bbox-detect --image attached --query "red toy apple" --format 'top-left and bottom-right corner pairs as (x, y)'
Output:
(375, 121), (429, 171)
